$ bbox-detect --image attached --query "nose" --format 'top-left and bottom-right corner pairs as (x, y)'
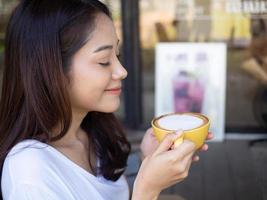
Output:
(112, 60), (128, 80)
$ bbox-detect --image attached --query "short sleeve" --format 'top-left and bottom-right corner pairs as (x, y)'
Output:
(6, 182), (61, 200)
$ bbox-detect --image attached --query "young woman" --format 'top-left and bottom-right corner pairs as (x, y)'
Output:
(0, 0), (212, 199)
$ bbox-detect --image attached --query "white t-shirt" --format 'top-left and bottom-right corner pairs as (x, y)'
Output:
(1, 139), (129, 200)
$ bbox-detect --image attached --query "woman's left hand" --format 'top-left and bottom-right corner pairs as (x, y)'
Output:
(140, 128), (159, 161)
(140, 128), (214, 161)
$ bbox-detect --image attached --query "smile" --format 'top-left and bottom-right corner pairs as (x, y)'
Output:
(104, 88), (122, 95)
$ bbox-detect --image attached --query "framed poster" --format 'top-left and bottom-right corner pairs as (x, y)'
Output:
(155, 43), (227, 141)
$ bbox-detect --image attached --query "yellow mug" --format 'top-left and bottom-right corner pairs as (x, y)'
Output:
(151, 112), (210, 149)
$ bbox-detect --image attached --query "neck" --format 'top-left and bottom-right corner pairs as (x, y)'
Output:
(52, 109), (88, 145)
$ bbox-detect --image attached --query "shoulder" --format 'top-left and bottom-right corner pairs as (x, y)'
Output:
(2, 139), (52, 183)
(3, 182), (61, 200)
(5, 139), (49, 165)
(1, 140), (72, 199)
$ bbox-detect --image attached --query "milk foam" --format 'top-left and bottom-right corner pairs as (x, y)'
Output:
(157, 114), (204, 130)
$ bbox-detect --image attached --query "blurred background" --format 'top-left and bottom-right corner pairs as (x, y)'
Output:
(0, 0), (267, 200)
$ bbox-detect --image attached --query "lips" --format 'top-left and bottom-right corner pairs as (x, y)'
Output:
(105, 87), (121, 92)
(104, 86), (122, 95)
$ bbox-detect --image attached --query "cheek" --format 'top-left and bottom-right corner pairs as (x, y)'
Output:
(68, 68), (111, 108)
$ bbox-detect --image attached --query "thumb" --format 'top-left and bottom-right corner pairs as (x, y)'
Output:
(153, 130), (183, 155)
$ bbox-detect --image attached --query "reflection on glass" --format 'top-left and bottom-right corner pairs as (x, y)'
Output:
(140, 0), (267, 132)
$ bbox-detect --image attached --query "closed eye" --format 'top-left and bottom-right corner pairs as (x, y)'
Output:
(99, 62), (110, 67)
(98, 53), (121, 67)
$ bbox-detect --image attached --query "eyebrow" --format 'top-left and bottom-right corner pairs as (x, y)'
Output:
(93, 40), (120, 53)
(93, 45), (113, 53)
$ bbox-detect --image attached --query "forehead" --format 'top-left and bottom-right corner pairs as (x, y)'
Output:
(84, 13), (118, 50)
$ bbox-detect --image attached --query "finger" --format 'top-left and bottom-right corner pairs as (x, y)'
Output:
(148, 128), (159, 139)
(153, 131), (183, 155)
(168, 140), (196, 160)
(206, 132), (214, 140)
(192, 155), (200, 162)
(145, 128), (153, 136)
(182, 151), (194, 166)
(174, 152), (193, 181)
(199, 144), (209, 151)
(150, 131), (157, 138)
(182, 154), (193, 176)
(171, 129), (184, 150)
(147, 127), (153, 133)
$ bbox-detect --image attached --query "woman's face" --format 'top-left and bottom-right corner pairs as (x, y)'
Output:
(68, 13), (127, 114)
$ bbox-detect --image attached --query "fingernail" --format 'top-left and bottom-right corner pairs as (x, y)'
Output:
(194, 156), (200, 161)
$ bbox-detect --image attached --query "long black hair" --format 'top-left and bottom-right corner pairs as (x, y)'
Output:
(0, 0), (131, 198)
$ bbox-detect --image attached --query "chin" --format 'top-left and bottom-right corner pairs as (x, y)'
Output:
(99, 100), (121, 113)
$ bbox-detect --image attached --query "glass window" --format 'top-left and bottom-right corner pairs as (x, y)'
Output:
(140, 0), (267, 133)
(0, 0), (18, 66)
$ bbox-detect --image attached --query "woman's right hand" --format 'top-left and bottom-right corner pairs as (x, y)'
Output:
(132, 131), (196, 200)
